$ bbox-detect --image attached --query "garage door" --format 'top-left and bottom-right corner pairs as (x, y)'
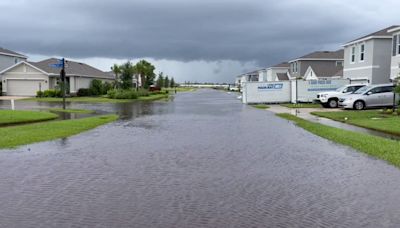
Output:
(7, 79), (45, 96)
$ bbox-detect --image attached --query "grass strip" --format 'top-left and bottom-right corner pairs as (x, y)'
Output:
(251, 104), (270, 109)
(281, 103), (322, 108)
(0, 110), (58, 126)
(312, 110), (400, 136)
(0, 114), (118, 149)
(23, 93), (170, 103)
(48, 108), (95, 114)
(276, 113), (400, 168)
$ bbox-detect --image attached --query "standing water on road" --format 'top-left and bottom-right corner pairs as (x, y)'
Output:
(1, 89), (400, 227)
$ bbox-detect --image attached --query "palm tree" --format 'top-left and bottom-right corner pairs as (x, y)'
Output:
(111, 64), (122, 89)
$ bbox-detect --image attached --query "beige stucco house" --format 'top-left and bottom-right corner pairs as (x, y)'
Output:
(0, 58), (114, 96)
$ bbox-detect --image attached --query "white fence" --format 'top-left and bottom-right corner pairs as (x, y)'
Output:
(242, 79), (351, 104)
(242, 82), (291, 104)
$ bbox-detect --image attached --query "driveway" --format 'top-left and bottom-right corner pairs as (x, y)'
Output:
(1, 90), (400, 227)
(0, 96), (29, 100)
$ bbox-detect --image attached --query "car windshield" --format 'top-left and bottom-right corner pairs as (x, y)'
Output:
(335, 86), (346, 92)
(353, 86), (371, 94)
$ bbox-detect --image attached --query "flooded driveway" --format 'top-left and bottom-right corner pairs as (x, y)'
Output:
(1, 90), (400, 227)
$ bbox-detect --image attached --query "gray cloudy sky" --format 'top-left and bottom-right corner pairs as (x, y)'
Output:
(1, 0), (399, 83)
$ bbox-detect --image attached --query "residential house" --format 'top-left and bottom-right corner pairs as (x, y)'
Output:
(342, 25), (398, 84)
(288, 50), (344, 80)
(264, 62), (290, 81)
(0, 47), (27, 72)
(0, 58), (114, 96)
(388, 26), (400, 80)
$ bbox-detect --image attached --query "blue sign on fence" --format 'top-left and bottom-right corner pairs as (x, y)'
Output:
(258, 83), (283, 91)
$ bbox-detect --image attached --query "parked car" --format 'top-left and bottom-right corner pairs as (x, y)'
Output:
(316, 84), (366, 108)
(338, 83), (397, 110)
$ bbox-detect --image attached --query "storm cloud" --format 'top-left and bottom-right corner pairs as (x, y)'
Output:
(1, 0), (399, 82)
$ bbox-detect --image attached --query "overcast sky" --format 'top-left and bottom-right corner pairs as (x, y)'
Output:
(1, 0), (399, 83)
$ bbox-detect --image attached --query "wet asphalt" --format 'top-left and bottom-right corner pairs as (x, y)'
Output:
(1, 89), (400, 227)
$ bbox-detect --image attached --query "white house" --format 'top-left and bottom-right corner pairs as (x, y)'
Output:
(0, 47), (27, 72)
(342, 25), (398, 84)
(388, 26), (400, 80)
(264, 62), (290, 81)
(0, 58), (114, 96)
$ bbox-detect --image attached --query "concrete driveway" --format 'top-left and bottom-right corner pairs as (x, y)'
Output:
(0, 96), (29, 100)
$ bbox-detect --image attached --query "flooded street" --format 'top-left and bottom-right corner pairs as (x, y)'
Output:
(2, 89), (400, 227)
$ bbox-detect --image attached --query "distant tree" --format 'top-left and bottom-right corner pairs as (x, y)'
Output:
(164, 76), (170, 88)
(111, 64), (122, 89)
(170, 77), (175, 88)
(133, 60), (156, 89)
(120, 61), (135, 89)
(156, 72), (164, 88)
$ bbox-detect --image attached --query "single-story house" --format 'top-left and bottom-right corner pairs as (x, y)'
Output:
(342, 25), (398, 84)
(0, 58), (114, 96)
(0, 47), (27, 72)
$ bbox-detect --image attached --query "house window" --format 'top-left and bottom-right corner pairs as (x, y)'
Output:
(294, 62), (298, 73)
(336, 61), (343, 67)
(393, 35), (397, 56)
(398, 35), (400, 55)
(351, 46), (356, 63)
(14, 58), (18, 64)
(360, 44), (365, 61)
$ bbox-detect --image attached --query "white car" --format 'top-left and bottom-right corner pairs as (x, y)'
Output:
(316, 84), (366, 108)
(339, 84), (398, 110)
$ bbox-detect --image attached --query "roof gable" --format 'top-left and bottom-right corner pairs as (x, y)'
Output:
(30, 58), (113, 79)
(344, 25), (399, 46)
(290, 50), (344, 62)
(0, 47), (27, 59)
(0, 61), (49, 75)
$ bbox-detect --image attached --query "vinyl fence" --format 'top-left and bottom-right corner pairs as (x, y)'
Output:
(242, 79), (351, 104)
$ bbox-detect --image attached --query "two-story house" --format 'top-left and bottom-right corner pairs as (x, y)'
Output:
(264, 62), (290, 81)
(389, 26), (400, 80)
(342, 26), (398, 84)
(0, 47), (27, 72)
(288, 50), (344, 80)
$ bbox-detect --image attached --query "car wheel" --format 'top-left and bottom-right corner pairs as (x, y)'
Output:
(328, 99), (338, 108)
(354, 101), (365, 110)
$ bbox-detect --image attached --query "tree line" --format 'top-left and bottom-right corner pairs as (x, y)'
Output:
(111, 60), (176, 90)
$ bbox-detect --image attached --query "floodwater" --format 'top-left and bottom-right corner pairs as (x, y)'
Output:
(1, 89), (400, 227)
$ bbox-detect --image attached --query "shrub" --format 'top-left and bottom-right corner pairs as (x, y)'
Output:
(89, 79), (103, 96)
(77, 88), (91, 97)
(36, 91), (44, 97)
(107, 89), (138, 99)
(43, 89), (62, 98)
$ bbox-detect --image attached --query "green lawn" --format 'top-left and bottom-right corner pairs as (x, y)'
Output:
(0, 110), (58, 126)
(162, 87), (196, 92)
(0, 114), (118, 149)
(312, 110), (400, 136)
(281, 103), (322, 108)
(251, 104), (270, 109)
(48, 108), (95, 114)
(137, 93), (170, 101)
(277, 113), (400, 168)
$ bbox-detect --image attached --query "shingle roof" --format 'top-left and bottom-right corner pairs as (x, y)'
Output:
(295, 49), (344, 60)
(345, 25), (399, 45)
(271, 62), (289, 68)
(276, 73), (289, 81)
(30, 58), (113, 79)
(310, 65), (343, 78)
(0, 47), (27, 58)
